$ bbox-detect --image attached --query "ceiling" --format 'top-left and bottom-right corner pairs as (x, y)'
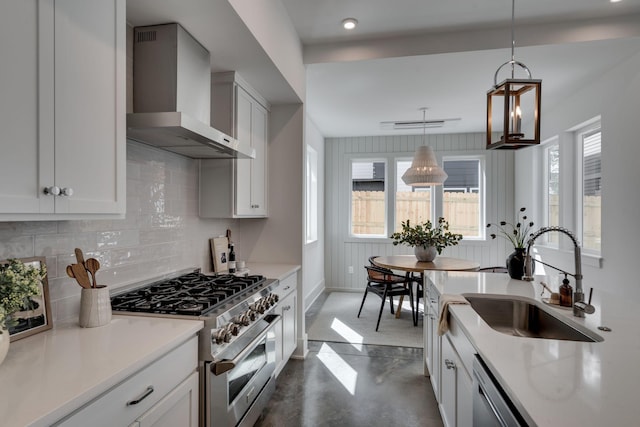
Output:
(127, 1), (640, 139)
(280, 0), (640, 137)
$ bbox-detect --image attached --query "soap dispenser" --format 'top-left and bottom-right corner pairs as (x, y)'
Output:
(559, 274), (573, 307)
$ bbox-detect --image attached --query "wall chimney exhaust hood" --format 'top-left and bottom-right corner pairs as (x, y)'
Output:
(127, 23), (255, 159)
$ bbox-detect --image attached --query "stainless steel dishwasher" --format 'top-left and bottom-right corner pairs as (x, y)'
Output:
(472, 355), (525, 427)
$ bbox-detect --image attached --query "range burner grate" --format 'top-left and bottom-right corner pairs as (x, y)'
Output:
(111, 272), (266, 316)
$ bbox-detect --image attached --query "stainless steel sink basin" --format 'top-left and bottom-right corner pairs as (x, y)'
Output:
(462, 294), (603, 342)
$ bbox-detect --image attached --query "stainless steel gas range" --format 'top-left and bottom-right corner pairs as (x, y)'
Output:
(111, 268), (284, 427)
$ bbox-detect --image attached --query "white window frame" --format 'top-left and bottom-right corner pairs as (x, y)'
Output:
(349, 157), (388, 238)
(439, 155), (486, 240)
(541, 138), (560, 248)
(305, 145), (318, 244)
(575, 122), (602, 256)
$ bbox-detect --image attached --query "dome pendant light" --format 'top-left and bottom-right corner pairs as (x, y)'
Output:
(402, 108), (448, 187)
(486, 0), (542, 149)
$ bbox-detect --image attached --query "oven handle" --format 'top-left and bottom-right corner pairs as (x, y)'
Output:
(211, 314), (281, 376)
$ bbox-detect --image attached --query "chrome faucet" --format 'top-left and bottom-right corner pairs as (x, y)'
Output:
(522, 226), (591, 318)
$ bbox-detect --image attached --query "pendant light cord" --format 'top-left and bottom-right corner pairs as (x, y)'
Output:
(511, 0), (515, 78)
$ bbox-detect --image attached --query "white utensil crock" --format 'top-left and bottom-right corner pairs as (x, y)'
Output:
(79, 286), (112, 328)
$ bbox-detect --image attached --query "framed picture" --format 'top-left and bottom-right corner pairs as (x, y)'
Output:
(210, 237), (229, 272)
(1, 257), (52, 342)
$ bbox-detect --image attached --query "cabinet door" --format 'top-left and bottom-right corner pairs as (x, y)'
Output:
(130, 371), (199, 427)
(234, 86), (267, 217)
(53, 0), (126, 214)
(440, 336), (457, 427)
(0, 0), (54, 214)
(0, 0), (125, 217)
(281, 291), (297, 361)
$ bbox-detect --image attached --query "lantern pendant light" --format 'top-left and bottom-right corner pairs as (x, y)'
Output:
(486, 0), (541, 150)
(401, 108), (448, 186)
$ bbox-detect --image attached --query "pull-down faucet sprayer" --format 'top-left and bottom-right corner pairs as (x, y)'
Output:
(522, 226), (588, 318)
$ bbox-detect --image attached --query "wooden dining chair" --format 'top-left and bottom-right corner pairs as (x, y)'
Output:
(359, 265), (415, 331)
(369, 255), (422, 326)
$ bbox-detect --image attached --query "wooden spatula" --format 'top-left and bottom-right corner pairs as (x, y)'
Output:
(74, 248), (86, 267)
(71, 263), (92, 289)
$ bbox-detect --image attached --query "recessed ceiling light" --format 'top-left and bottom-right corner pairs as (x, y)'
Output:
(610, 0), (622, 3)
(342, 18), (358, 30)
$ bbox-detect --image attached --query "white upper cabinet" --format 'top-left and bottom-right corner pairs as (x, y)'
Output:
(200, 72), (269, 218)
(0, 0), (126, 220)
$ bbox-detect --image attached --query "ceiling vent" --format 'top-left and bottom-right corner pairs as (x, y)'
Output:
(380, 118), (461, 130)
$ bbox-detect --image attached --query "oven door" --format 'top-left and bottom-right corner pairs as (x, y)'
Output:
(207, 314), (279, 427)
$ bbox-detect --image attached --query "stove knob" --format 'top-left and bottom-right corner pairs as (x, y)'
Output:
(270, 294), (279, 304)
(214, 329), (227, 345)
(222, 330), (232, 343)
(255, 302), (265, 314)
(239, 314), (250, 326)
(247, 310), (257, 321)
(229, 323), (240, 336)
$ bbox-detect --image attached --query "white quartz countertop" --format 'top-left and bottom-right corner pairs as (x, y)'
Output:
(246, 262), (300, 281)
(0, 315), (203, 427)
(426, 270), (639, 426)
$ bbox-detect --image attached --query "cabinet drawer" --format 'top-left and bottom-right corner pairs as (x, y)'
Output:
(447, 318), (475, 378)
(54, 337), (198, 427)
(274, 273), (296, 299)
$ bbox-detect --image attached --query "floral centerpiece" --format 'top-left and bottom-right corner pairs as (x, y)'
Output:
(487, 207), (535, 278)
(0, 259), (46, 333)
(390, 217), (463, 262)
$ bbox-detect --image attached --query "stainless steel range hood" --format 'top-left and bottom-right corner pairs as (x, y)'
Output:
(127, 23), (254, 159)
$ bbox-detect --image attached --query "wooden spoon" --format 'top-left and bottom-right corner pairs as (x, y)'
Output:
(74, 248), (86, 267)
(85, 258), (101, 288)
(66, 265), (76, 279)
(71, 263), (92, 289)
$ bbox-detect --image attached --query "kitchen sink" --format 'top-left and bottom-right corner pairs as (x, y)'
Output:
(462, 294), (603, 342)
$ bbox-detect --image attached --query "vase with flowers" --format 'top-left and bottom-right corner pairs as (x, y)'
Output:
(391, 217), (463, 262)
(0, 259), (46, 365)
(487, 207), (535, 279)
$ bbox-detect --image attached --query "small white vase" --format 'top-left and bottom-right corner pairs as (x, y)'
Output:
(79, 286), (112, 328)
(0, 326), (9, 366)
(414, 245), (437, 262)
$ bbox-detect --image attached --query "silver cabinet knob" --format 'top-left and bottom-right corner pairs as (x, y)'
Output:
(444, 359), (456, 370)
(44, 186), (61, 196)
(60, 187), (74, 196)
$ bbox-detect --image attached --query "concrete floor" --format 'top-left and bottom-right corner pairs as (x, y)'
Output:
(255, 293), (443, 427)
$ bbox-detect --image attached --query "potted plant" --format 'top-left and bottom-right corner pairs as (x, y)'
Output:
(390, 217), (463, 262)
(487, 207), (535, 279)
(0, 259), (46, 365)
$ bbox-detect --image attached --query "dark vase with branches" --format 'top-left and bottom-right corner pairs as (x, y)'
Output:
(487, 207), (535, 279)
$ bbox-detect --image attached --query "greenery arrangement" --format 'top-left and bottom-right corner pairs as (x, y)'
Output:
(487, 207), (535, 249)
(0, 259), (46, 333)
(390, 217), (463, 254)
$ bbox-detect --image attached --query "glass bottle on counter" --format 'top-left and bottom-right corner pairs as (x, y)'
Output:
(228, 243), (236, 273)
(559, 275), (573, 307)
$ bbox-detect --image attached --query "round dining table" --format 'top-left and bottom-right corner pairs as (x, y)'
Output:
(373, 255), (480, 273)
(372, 255), (480, 319)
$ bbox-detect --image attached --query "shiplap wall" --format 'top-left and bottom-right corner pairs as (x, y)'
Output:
(325, 132), (516, 291)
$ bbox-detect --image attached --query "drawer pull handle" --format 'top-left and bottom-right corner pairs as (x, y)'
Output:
(283, 286), (291, 290)
(127, 386), (154, 406)
(283, 305), (291, 311)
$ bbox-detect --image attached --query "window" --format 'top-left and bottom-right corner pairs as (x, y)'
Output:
(395, 160), (431, 232)
(306, 146), (318, 243)
(544, 142), (560, 245)
(442, 158), (483, 238)
(351, 159), (386, 236)
(579, 127), (602, 253)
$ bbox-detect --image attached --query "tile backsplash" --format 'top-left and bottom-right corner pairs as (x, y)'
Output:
(0, 141), (233, 323)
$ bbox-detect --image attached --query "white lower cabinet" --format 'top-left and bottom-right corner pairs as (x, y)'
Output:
(273, 273), (298, 376)
(425, 281), (440, 400)
(54, 337), (198, 427)
(426, 279), (473, 427)
(129, 372), (199, 427)
(440, 335), (473, 427)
